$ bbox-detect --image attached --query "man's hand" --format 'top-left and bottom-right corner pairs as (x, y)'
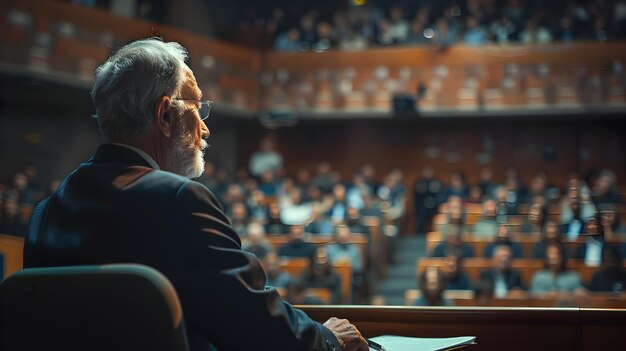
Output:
(323, 317), (369, 351)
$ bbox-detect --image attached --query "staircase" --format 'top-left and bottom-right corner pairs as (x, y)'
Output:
(373, 236), (424, 306)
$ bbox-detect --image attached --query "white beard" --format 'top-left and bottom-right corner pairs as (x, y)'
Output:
(170, 124), (207, 179)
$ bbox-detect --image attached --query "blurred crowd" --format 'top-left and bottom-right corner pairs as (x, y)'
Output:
(1, 135), (624, 305)
(241, 0), (626, 52)
(413, 164), (626, 306)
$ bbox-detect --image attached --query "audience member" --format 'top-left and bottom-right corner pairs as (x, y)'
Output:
(560, 187), (597, 241)
(593, 169), (622, 205)
(531, 221), (570, 259)
(588, 245), (626, 292)
(415, 267), (453, 306)
(479, 245), (525, 298)
(248, 137), (283, 179)
(432, 224), (475, 258)
(0, 198), (27, 237)
(261, 251), (293, 291)
(600, 205), (626, 239)
(274, 28), (304, 52)
(444, 251), (473, 290)
(463, 16), (489, 45)
(266, 201), (287, 234)
(345, 206), (369, 236)
(433, 18), (457, 48)
(414, 165), (442, 234)
(484, 225), (524, 259)
(296, 247), (343, 304)
(327, 225), (362, 275)
(405, 19), (429, 45)
(575, 217), (607, 267)
(519, 18), (553, 44)
(441, 172), (468, 202)
(472, 198), (499, 239)
(531, 244), (585, 295)
(388, 5), (409, 43)
(229, 202), (250, 237)
(519, 203), (548, 234)
(312, 22), (335, 52)
(277, 225), (316, 259)
(242, 222), (273, 260)
(477, 167), (497, 199)
(281, 187), (313, 225)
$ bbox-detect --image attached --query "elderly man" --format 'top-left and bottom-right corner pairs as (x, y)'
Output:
(24, 38), (367, 351)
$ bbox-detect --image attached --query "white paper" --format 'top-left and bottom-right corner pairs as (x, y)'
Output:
(369, 335), (476, 351)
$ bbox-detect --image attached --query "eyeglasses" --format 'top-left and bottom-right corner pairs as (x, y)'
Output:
(173, 99), (213, 120)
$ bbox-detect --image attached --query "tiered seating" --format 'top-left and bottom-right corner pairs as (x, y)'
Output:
(279, 258), (352, 304)
(4, 1), (626, 117)
(1, 0), (261, 111)
(416, 257), (607, 287)
(425, 231), (588, 258)
(266, 233), (368, 269)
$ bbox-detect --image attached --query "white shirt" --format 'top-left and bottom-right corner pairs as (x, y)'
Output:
(113, 143), (160, 170)
(584, 236), (603, 267)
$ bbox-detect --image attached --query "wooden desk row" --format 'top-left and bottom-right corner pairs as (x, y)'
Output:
(439, 203), (626, 217)
(299, 305), (626, 351)
(425, 231), (626, 258)
(404, 289), (626, 308)
(266, 233), (368, 269)
(417, 257), (619, 287)
(279, 258), (352, 304)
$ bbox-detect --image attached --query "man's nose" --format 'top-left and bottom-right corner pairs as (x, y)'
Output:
(201, 122), (210, 139)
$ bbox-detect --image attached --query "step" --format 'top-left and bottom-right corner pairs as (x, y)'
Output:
(373, 279), (416, 295)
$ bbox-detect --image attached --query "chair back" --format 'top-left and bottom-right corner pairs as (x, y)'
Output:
(0, 264), (189, 351)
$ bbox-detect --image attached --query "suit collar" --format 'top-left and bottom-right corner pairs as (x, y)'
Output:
(89, 144), (154, 169)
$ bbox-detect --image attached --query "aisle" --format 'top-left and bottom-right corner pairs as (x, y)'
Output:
(373, 235), (425, 306)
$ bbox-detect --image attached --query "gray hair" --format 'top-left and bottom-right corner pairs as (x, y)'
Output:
(92, 38), (188, 141)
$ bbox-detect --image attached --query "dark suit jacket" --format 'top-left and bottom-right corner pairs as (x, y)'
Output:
(479, 268), (525, 291)
(25, 144), (340, 351)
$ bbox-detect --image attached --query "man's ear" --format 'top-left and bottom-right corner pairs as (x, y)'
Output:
(155, 95), (173, 138)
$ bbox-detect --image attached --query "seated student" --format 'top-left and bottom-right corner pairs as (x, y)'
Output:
(443, 250), (473, 290)
(479, 245), (525, 298)
(575, 216), (607, 267)
(484, 225), (524, 259)
(0, 198), (27, 237)
(296, 247), (343, 304)
(531, 244), (585, 295)
(432, 224), (476, 259)
(532, 221), (570, 259)
(435, 196), (467, 233)
(415, 267), (454, 306)
(519, 203), (548, 234)
(588, 245), (626, 292)
(277, 225), (316, 259)
(327, 225), (365, 302)
(265, 201), (288, 234)
(600, 205), (626, 239)
(241, 222), (273, 260)
(261, 251), (292, 291)
(559, 188), (596, 241)
(327, 225), (362, 275)
(472, 198), (499, 240)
